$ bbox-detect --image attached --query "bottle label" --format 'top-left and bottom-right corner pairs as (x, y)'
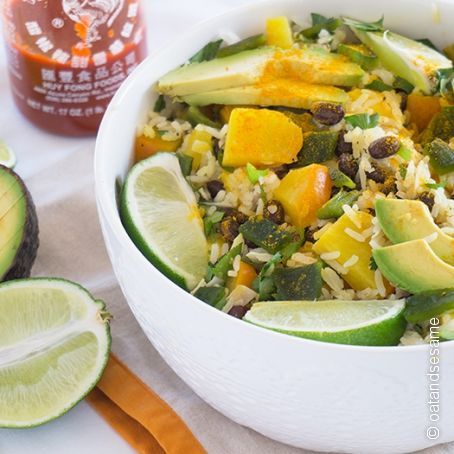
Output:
(2, 0), (147, 128)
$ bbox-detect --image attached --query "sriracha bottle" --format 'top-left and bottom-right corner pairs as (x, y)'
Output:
(1, 0), (147, 136)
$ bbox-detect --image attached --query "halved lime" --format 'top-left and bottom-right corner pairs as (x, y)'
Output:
(0, 278), (111, 428)
(0, 140), (17, 168)
(121, 153), (208, 290)
(352, 28), (452, 94)
(244, 299), (406, 346)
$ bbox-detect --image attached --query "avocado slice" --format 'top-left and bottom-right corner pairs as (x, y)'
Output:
(349, 27), (452, 94)
(158, 47), (364, 97)
(373, 239), (454, 293)
(376, 198), (454, 266)
(0, 165), (39, 281)
(183, 80), (348, 109)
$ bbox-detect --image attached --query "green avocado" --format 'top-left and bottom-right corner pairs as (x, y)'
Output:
(350, 27), (452, 94)
(183, 82), (348, 109)
(0, 165), (39, 281)
(376, 198), (454, 265)
(158, 47), (364, 97)
(373, 239), (454, 294)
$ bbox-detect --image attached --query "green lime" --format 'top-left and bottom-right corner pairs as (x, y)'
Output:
(244, 299), (406, 346)
(0, 140), (17, 168)
(121, 153), (208, 290)
(0, 278), (111, 428)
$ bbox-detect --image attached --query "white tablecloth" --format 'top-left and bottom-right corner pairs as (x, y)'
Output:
(0, 2), (453, 453)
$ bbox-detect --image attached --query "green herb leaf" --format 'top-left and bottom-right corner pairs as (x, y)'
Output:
(365, 79), (394, 92)
(399, 163), (408, 179)
(397, 145), (412, 161)
(186, 106), (221, 129)
(317, 190), (360, 219)
(203, 210), (225, 236)
(253, 252), (282, 300)
(300, 13), (341, 39)
(425, 182), (447, 190)
(393, 76), (414, 94)
(189, 39), (223, 63)
(194, 286), (227, 310)
(437, 68), (454, 102)
(342, 16), (385, 32)
(369, 256), (378, 271)
(177, 153), (193, 177)
(153, 95), (166, 113)
(246, 163), (268, 184)
(345, 113), (380, 129)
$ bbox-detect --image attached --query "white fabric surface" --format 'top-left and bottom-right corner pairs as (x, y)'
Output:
(0, 1), (453, 453)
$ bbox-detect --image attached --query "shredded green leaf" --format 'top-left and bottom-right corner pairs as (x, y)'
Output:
(425, 182), (447, 189)
(393, 76), (414, 94)
(417, 38), (439, 51)
(177, 153), (193, 177)
(153, 95), (166, 112)
(299, 13), (341, 39)
(399, 163), (408, 179)
(204, 210), (224, 236)
(342, 16), (385, 32)
(189, 39), (223, 63)
(246, 163), (268, 184)
(365, 80), (394, 92)
(345, 113), (380, 129)
(194, 286), (227, 310)
(369, 256), (378, 271)
(208, 243), (243, 281)
(397, 145), (412, 161)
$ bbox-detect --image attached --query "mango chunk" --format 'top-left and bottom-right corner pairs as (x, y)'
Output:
(182, 129), (213, 171)
(407, 94), (441, 131)
(274, 164), (332, 228)
(228, 261), (258, 292)
(219, 105), (258, 124)
(313, 212), (386, 292)
(223, 108), (303, 167)
(266, 16), (294, 49)
(134, 133), (181, 162)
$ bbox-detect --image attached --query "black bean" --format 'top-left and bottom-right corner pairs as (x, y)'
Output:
(336, 131), (353, 156)
(419, 192), (435, 211)
(220, 217), (240, 243)
(368, 136), (401, 159)
(228, 305), (248, 319)
(366, 168), (387, 184)
(263, 200), (285, 224)
(274, 165), (289, 179)
(311, 102), (345, 126)
(221, 208), (248, 224)
(305, 229), (315, 243)
(206, 180), (224, 199)
(338, 153), (359, 180)
(400, 92), (408, 111)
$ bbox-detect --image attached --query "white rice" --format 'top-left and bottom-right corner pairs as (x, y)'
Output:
(321, 267), (344, 292)
(374, 269), (387, 297)
(320, 251), (341, 261)
(343, 255), (359, 268)
(344, 228), (366, 242)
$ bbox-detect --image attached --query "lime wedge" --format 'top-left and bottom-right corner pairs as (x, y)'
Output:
(0, 278), (111, 428)
(0, 140), (17, 168)
(121, 153), (208, 290)
(352, 28), (452, 94)
(244, 299), (406, 346)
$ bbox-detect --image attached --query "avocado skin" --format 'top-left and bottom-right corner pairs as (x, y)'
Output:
(0, 165), (39, 281)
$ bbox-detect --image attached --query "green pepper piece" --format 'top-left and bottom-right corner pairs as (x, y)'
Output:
(405, 290), (454, 323)
(272, 262), (323, 300)
(337, 43), (378, 70)
(296, 131), (339, 166)
(194, 286), (227, 310)
(217, 34), (267, 58)
(185, 106), (221, 129)
(317, 190), (360, 220)
(423, 139), (454, 175)
(329, 169), (356, 189)
(239, 218), (296, 254)
(420, 106), (454, 145)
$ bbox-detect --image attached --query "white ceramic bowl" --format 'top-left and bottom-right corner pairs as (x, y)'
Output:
(95, 1), (454, 452)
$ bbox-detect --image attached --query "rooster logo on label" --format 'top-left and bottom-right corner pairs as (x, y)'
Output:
(62, 0), (125, 46)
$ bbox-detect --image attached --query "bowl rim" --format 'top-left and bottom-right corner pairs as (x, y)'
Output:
(95, 0), (454, 353)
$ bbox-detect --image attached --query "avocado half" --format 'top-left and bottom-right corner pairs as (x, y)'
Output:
(373, 239), (454, 294)
(0, 165), (39, 281)
(375, 198), (454, 265)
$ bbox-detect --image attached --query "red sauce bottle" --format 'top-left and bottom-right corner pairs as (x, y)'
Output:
(2, 0), (147, 136)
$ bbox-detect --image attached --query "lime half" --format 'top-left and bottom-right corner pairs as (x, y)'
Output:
(0, 278), (111, 428)
(0, 140), (17, 168)
(244, 299), (406, 346)
(121, 153), (208, 290)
